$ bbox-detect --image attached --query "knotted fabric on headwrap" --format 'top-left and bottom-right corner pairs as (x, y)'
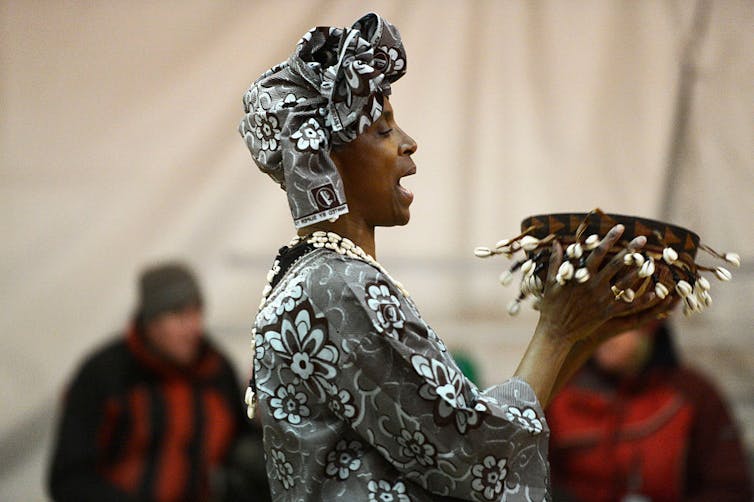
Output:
(238, 12), (406, 228)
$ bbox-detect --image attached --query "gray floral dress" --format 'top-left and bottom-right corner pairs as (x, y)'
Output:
(253, 246), (551, 501)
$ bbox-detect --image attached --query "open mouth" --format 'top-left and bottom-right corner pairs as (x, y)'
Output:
(397, 166), (416, 202)
(397, 182), (413, 200)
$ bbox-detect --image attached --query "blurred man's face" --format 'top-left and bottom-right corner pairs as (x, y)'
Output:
(146, 305), (203, 366)
(594, 328), (652, 377)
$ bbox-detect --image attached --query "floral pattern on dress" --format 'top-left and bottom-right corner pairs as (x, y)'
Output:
(505, 406), (544, 435)
(269, 383), (310, 425)
(472, 455), (508, 501)
(291, 117), (327, 152)
(259, 274), (304, 325)
(366, 281), (405, 339)
(266, 304), (338, 398)
(324, 382), (358, 421)
(411, 354), (486, 434)
(367, 479), (410, 502)
(425, 324), (447, 352)
(395, 428), (436, 467)
(270, 448), (295, 489)
(325, 439), (363, 480)
(253, 250), (550, 501)
(253, 331), (266, 373)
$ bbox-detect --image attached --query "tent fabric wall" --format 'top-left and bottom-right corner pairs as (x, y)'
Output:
(1, 1), (751, 499)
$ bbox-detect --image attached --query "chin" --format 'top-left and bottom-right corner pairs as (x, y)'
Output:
(372, 205), (411, 227)
(393, 201), (412, 226)
(388, 210), (411, 227)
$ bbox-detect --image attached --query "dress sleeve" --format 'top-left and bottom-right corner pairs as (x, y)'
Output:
(308, 262), (551, 500)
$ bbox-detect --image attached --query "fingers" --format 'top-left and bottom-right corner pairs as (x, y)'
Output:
(594, 295), (676, 345)
(611, 278), (681, 319)
(607, 270), (661, 316)
(647, 296), (679, 320)
(609, 261), (649, 300)
(613, 268), (641, 291)
(596, 235), (647, 283)
(609, 272), (641, 304)
(614, 289), (659, 317)
(545, 240), (563, 288)
(615, 294), (677, 324)
(585, 224), (625, 271)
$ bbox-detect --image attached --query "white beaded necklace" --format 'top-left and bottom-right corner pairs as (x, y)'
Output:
(293, 230), (410, 297)
(244, 230), (409, 418)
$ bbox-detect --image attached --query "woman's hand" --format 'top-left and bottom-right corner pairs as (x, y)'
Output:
(514, 223), (673, 407)
(535, 224), (663, 345)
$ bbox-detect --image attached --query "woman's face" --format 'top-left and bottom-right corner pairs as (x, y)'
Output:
(330, 99), (418, 227)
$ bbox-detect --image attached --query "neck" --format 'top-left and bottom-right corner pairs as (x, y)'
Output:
(299, 215), (376, 258)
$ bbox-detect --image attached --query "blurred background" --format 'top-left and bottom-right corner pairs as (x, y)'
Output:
(1, 0), (752, 499)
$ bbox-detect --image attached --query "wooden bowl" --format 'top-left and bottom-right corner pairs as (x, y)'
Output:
(520, 211), (700, 264)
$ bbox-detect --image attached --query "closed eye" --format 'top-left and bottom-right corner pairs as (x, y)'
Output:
(378, 128), (393, 136)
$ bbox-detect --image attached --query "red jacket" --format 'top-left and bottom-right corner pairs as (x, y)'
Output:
(548, 364), (752, 501)
(49, 326), (245, 502)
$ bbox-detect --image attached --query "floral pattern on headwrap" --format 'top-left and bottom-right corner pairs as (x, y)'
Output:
(238, 12), (407, 228)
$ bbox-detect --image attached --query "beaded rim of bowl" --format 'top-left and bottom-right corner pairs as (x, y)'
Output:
(522, 212), (699, 257)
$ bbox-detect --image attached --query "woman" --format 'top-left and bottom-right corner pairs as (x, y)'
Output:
(238, 13), (668, 501)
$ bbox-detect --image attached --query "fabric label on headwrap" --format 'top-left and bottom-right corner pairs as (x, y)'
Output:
(294, 201), (349, 227)
(312, 183), (340, 211)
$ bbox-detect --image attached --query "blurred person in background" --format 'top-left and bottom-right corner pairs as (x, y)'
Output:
(48, 261), (270, 502)
(547, 321), (752, 501)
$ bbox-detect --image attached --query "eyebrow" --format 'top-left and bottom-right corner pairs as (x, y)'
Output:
(381, 110), (394, 122)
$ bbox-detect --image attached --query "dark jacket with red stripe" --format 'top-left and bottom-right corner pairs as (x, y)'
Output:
(548, 330), (752, 502)
(49, 326), (255, 502)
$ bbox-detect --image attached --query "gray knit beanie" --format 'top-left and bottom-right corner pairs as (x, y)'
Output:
(138, 262), (203, 322)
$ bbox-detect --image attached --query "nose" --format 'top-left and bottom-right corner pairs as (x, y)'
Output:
(399, 128), (417, 156)
(181, 308), (204, 337)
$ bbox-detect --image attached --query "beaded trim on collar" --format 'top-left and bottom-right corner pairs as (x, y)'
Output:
(292, 231), (409, 298)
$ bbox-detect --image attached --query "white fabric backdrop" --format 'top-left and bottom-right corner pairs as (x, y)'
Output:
(1, 1), (752, 499)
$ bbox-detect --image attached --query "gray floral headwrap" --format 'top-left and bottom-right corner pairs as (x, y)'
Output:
(238, 12), (407, 228)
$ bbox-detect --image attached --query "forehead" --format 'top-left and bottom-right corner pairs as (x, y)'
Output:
(380, 98), (394, 120)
